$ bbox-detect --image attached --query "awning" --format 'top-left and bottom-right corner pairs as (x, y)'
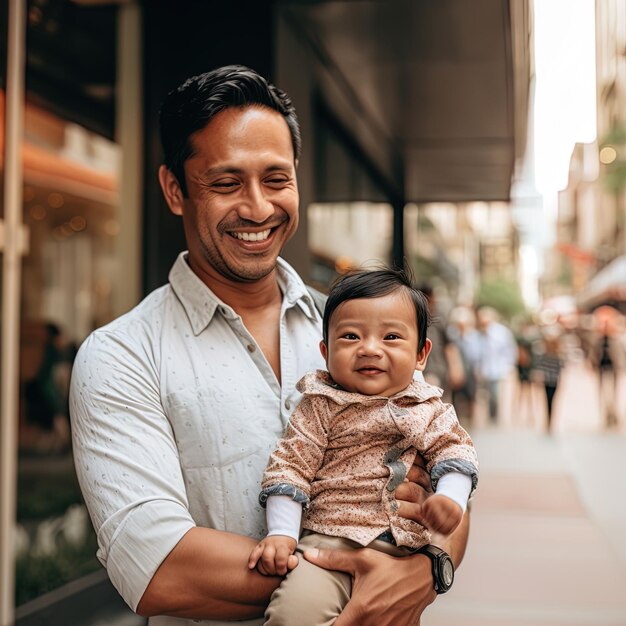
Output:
(577, 256), (626, 310)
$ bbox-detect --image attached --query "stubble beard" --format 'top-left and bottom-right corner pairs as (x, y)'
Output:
(199, 235), (279, 283)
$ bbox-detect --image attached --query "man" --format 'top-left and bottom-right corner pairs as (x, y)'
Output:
(466, 306), (517, 423)
(419, 285), (465, 403)
(70, 65), (470, 626)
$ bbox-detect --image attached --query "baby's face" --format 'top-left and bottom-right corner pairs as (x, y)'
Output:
(320, 291), (430, 397)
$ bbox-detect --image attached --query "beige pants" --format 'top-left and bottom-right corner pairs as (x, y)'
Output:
(264, 532), (413, 626)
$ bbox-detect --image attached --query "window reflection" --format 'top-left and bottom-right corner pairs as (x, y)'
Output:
(17, 103), (120, 606)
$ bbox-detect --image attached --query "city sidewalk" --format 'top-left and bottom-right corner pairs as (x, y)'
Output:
(425, 363), (626, 626)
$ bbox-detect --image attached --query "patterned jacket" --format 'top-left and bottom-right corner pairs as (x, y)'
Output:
(260, 370), (478, 548)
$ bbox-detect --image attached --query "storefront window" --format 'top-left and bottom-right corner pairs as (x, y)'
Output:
(308, 201), (393, 286)
(12, 2), (141, 620)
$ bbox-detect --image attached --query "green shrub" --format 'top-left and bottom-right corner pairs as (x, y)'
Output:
(475, 277), (526, 321)
(15, 532), (100, 606)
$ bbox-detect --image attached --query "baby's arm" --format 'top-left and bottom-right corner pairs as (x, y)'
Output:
(248, 496), (302, 576)
(415, 471), (472, 535)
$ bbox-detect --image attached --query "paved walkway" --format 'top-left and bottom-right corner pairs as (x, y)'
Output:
(426, 362), (626, 626)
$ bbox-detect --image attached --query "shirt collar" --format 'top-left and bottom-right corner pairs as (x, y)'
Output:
(168, 252), (319, 336)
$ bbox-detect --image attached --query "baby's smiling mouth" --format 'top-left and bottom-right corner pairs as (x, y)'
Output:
(357, 366), (384, 374)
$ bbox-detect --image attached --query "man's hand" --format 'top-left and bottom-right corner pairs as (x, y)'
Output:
(303, 547), (436, 626)
(248, 535), (298, 576)
(395, 453), (433, 520)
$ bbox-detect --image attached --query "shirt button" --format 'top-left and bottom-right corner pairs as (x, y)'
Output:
(285, 400), (291, 410)
(247, 344), (256, 353)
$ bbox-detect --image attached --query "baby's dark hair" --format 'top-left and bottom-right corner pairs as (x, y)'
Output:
(322, 268), (430, 351)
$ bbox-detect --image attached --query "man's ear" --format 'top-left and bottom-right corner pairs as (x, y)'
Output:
(415, 338), (432, 371)
(158, 165), (185, 216)
(319, 340), (328, 363)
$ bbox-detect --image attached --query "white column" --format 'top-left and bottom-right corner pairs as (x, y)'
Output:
(0, 0), (25, 624)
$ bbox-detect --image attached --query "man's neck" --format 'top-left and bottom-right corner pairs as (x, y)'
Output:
(188, 258), (282, 313)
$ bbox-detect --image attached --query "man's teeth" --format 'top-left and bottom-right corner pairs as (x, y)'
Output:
(232, 229), (271, 242)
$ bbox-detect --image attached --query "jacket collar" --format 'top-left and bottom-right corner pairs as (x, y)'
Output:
(297, 369), (442, 404)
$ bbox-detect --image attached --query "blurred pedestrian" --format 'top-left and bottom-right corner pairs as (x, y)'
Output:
(465, 307), (517, 423)
(23, 321), (70, 452)
(419, 285), (465, 402)
(514, 320), (538, 425)
(447, 306), (477, 423)
(532, 333), (564, 432)
(590, 311), (626, 428)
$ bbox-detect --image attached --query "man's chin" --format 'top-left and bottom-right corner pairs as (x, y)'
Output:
(223, 260), (278, 283)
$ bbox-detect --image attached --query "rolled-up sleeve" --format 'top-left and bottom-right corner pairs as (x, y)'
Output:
(70, 329), (196, 611)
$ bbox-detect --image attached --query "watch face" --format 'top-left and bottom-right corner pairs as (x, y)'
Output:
(441, 558), (454, 588)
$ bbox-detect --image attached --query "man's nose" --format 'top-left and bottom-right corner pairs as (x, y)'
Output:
(238, 181), (274, 223)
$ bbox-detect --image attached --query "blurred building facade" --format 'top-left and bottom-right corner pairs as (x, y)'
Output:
(546, 0), (626, 313)
(0, 1), (532, 624)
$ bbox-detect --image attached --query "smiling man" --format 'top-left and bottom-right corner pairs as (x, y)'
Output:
(70, 65), (470, 626)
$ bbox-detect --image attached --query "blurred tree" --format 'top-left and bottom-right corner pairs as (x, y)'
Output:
(475, 277), (526, 321)
(600, 125), (626, 193)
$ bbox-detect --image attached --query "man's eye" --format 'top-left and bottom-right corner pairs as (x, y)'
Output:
(212, 181), (239, 189)
(266, 177), (289, 186)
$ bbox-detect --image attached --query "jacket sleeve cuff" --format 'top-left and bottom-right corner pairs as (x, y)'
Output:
(431, 458), (479, 496)
(259, 483), (310, 509)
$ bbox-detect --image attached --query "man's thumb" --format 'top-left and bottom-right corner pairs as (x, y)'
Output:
(303, 547), (354, 574)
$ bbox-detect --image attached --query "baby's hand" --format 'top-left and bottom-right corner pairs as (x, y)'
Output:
(414, 494), (463, 535)
(248, 535), (298, 576)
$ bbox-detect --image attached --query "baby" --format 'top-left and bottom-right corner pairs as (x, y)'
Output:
(249, 268), (478, 626)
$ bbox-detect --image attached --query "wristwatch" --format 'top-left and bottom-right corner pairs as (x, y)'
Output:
(416, 545), (454, 594)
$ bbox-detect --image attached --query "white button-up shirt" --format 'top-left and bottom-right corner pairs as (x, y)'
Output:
(69, 252), (325, 626)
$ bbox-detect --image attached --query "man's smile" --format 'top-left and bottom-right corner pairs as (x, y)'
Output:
(229, 228), (271, 242)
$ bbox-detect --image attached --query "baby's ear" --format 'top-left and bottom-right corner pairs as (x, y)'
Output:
(415, 338), (432, 371)
(319, 340), (328, 362)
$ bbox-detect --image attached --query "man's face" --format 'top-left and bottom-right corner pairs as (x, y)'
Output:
(320, 291), (431, 397)
(162, 106), (299, 283)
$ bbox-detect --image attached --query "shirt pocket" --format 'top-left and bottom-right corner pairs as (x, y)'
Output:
(165, 387), (281, 469)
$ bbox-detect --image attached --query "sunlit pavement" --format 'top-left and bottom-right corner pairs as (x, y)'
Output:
(425, 363), (626, 626)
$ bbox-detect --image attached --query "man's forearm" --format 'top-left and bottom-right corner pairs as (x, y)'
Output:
(136, 527), (280, 619)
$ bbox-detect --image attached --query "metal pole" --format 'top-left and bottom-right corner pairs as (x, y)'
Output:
(114, 1), (143, 317)
(1, 0), (26, 623)
(392, 198), (405, 269)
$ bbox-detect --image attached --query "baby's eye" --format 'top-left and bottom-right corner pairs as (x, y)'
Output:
(341, 333), (359, 340)
(385, 334), (401, 340)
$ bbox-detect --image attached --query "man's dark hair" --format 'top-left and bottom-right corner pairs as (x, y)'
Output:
(159, 65), (301, 196)
(322, 268), (430, 352)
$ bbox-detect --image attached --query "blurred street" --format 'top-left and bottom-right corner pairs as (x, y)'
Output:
(426, 363), (626, 626)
